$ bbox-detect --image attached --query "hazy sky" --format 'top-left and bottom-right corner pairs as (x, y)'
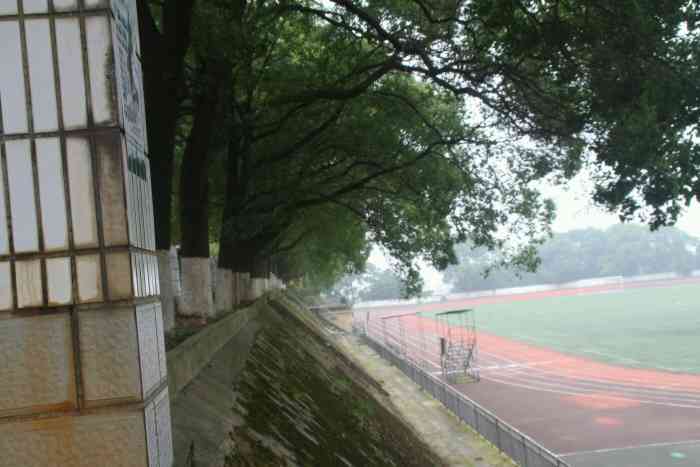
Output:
(540, 171), (700, 237)
(370, 172), (700, 292)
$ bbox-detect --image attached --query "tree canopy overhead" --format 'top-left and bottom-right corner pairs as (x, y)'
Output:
(298, 0), (700, 221)
(138, 0), (700, 296)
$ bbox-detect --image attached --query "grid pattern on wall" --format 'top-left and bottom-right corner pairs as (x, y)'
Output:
(0, 0), (158, 310)
(0, 1), (172, 466)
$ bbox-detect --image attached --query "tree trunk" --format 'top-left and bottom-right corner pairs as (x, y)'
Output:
(218, 114), (253, 268)
(138, 0), (196, 324)
(179, 257), (214, 319)
(221, 238), (254, 304)
(251, 255), (268, 278)
(178, 62), (228, 318)
(248, 254), (268, 300)
(137, 0), (195, 250)
(156, 247), (180, 332)
(219, 238), (253, 272)
(179, 61), (228, 257)
(214, 267), (234, 313)
(216, 128), (280, 301)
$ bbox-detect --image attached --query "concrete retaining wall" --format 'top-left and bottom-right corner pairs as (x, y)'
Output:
(167, 305), (260, 399)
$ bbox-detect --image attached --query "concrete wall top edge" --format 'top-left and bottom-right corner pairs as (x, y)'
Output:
(166, 305), (260, 399)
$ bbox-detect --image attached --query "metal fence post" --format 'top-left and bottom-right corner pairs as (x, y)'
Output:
(495, 419), (502, 450)
(363, 325), (569, 467)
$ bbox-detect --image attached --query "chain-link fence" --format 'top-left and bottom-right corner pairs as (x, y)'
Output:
(360, 330), (570, 467)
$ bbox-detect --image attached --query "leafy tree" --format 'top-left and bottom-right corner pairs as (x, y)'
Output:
(206, 1), (562, 291)
(585, 4), (700, 227)
(135, 0), (700, 300)
(274, 205), (371, 292)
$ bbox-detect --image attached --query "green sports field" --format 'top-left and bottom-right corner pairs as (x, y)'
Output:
(445, 283), (700, 374)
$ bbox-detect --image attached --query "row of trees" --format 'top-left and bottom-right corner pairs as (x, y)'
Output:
(137, 0), (700, 317)
(444, 225), (700, 292)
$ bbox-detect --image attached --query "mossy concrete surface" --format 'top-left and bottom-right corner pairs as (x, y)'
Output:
(334, 334), (516, 467)
(279, 298), (515, 467)
(170, 295), (450, 466)
(167, 306), (259, 399)
(170, 310), (263, 466)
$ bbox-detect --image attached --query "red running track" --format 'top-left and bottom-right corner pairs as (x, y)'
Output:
(359, 279), (700, 463)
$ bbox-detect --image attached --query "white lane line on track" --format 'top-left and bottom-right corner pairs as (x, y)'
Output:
(483, 365), (700, 400)
(558, 439), (700, 457)
(479, 374), (700, 409)
(478, 349), (700, 393)
(581, 348), (645, 366)
(370, 322), (700, 396)
(480, 334), (700, 387)
(370, 328), (700, 398)
(480, 366), (700, 403)
(371, 329), (700, 401)
(479, 349), (520, 365)
(450, 350), (700, 405)
(477, 361), (557, 371)
(580, 348), (691, 373)
(494, 366), (700, 397)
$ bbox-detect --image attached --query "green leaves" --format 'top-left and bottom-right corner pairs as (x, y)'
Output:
(169, 0), (700, 294)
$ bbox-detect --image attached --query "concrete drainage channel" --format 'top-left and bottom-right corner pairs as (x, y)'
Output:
(166, 306), (260, 398)
(166, 294), (453, 466)
(165, 304), (261, 466)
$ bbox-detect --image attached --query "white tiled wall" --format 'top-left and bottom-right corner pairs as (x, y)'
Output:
(0, 3), (171, 464)
(0, 6), (160, 308)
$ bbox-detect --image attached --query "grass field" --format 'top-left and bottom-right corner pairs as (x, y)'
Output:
(430, 283), (700, 374)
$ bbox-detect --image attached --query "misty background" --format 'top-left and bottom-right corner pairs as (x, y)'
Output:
(331, 171), (700, 304)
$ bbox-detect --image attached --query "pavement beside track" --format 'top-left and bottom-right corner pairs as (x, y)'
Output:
(334, 329), (515, 467)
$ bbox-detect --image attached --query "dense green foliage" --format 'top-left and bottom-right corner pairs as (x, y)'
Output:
(445, 225), (700, 292)
(275, 206), (371, 293)
(139, 0), (700, 294)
